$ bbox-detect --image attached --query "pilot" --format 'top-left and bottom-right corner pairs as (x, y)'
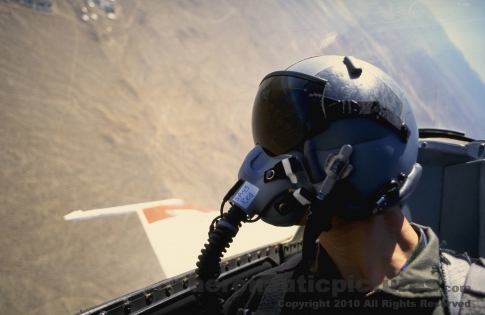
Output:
(222, 56), (483, 315)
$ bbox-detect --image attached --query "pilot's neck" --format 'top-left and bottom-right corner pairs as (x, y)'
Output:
(318, 207), (419, 291)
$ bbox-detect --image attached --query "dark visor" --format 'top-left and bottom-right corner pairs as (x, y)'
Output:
(252, 71), (409, 156)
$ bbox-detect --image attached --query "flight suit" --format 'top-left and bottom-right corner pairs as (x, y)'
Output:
(223, 224), (448, 315)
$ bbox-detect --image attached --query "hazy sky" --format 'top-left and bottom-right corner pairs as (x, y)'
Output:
(427, 1), (485, 85)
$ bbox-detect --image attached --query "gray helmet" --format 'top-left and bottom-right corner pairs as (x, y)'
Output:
(252, 55), (421, 220)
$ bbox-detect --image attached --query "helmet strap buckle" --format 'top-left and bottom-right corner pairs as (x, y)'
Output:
(372, 180), (400, 214)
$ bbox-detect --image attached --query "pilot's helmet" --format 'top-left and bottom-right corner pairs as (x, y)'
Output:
(252, 55), (420, 220)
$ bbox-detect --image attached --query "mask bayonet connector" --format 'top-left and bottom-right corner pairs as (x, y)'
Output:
(316, 144), (353, 200)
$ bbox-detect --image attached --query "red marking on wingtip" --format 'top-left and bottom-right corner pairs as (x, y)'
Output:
(143, 204), (214, 224)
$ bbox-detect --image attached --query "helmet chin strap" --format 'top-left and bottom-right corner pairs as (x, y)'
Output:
(305, 144), (354, 233)
(302, 145), (354, 272)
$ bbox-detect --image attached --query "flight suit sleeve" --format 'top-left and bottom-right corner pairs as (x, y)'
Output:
(222, 267), (277, 315)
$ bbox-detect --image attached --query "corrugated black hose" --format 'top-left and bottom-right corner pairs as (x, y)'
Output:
(195, 205), (248, 315)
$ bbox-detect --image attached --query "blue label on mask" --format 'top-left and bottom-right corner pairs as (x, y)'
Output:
(231, 182), (259, 210)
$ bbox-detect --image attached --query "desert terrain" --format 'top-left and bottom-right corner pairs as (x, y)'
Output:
(1, 1), (484, 314)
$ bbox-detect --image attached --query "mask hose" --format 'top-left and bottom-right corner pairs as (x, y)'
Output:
(195, 205), (247, 315)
